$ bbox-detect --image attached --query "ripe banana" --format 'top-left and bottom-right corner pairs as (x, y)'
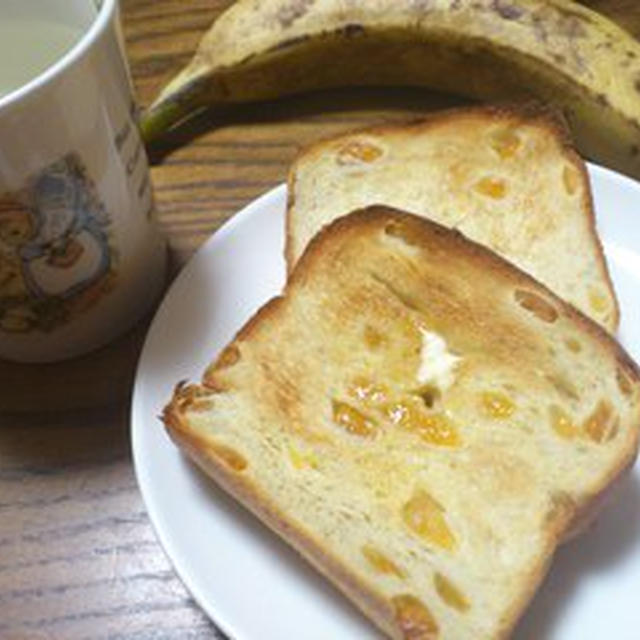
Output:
(142, 0), (640, 181)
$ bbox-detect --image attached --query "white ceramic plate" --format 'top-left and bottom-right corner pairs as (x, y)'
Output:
(132, 165), (640, 640)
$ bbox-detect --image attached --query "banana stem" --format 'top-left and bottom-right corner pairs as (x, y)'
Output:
(140, 73), (213, 145)
(140, 100), (187, 145)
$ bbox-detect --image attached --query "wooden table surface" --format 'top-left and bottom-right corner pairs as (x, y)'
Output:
(0, 1), (637, 639)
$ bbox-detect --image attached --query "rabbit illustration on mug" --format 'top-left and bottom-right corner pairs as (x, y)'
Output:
(0, 154), (115, 332)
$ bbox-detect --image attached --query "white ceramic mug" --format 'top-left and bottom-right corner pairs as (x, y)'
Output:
(0, 0), (166, 363)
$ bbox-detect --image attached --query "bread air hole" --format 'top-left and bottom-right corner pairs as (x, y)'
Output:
(514, 289), (559, 323)
(414, 385), (441, 409)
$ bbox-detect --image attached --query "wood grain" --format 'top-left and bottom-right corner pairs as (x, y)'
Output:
(0, 0), (636, 638)
(0, 406), (222, 639)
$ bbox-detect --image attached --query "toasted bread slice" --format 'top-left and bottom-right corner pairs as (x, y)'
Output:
(286, 106), (618, 332)
(164, 208), (639, 639)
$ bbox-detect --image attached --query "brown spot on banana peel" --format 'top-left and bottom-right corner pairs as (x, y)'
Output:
(531, 14), (548, 43)
(276, 0), (316, 28)
(529, 6), (593, 47)
(560, 13), (587, 39)
(492, 0), (524, 21)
